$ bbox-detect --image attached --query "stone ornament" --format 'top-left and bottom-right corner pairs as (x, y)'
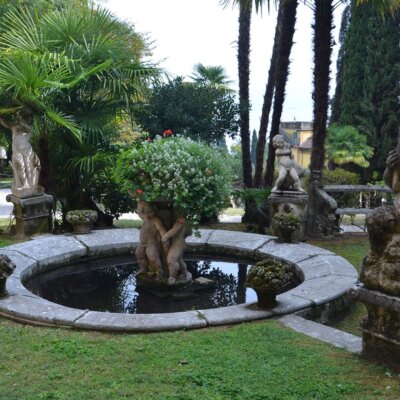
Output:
(0, 254), (16, 297)
(135, 199), (192, 286)
(271, 134), (305, 193)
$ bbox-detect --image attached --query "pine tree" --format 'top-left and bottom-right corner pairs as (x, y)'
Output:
(250, 129), (258, 165)
(334, 1), (400, 180)
(330, 5), (351, 124)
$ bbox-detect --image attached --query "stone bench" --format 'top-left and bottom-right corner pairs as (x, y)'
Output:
(324, 185), (392, 231)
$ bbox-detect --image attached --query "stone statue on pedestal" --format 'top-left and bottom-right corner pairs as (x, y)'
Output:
(0, 108), (51, 238)
(269, 135), (308, 242)
(0, 109), (43, 198)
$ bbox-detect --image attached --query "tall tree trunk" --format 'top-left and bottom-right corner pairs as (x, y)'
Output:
(238, 3), (253, 189)
(309, 0), (333, 179)
(264, 0), (298, 188)
(307, 0), (334, 238)
(253, 1), (283, 188)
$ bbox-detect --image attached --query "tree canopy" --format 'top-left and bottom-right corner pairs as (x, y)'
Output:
(133, 77), (240, 145)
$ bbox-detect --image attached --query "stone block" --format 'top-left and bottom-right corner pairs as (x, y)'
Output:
(74, 228), (140, 256)
(6, 235), (87, 269)
(271, 292), (314, 315)
(74, 310), (206, 332)
(288, 275), (358, 305)
(256, 240), (333, 263)
(280, 315), (362, 353)
(207, 230), (273, 257)
(0, 294), (85, 326)
(198, 303), (273, 326)
(298, 255), (358, 281)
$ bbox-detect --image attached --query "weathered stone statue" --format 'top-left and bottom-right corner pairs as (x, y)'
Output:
(271, 135), (305, 193)
(0, 108), (52, 238)
(269, 135), (308, 241)
(0, 254), (16, 297)
(356, 145), (400, 370)
(0, 109), (43, 198)
(135, 199), (192, 287)
(361, 148), (400, 294)
(135, 200), (166, 279)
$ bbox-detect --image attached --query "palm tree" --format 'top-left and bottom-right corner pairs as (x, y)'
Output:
(0, 6), (159, 224)
(327, 124), (373, 168)
(356, 0), (400, 14)
(263, 0), (298, 188)
(221, 0), (269, 192)
(253, 2), (282, 188)
(190, 63), (233, 88)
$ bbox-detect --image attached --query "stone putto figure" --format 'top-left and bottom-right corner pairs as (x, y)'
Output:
(271, 134), (305, 193)
(135, 200), (167, 279)
(135, 199), (192, 286)
(0, 109), (41, 195)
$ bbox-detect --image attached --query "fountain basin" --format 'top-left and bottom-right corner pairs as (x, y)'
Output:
(0, 229), (358, 332)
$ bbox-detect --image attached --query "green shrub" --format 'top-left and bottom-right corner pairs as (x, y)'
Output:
(322, 168), (360, 186)
(114, 136), (231, 230)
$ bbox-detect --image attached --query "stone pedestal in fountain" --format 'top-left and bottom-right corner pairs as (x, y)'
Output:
(7, 188), (52, 239)
(269, 191), (308, 242)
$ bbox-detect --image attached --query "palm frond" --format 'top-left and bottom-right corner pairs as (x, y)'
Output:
(0, 7), (44, 52)
(46, 109), (81, 141)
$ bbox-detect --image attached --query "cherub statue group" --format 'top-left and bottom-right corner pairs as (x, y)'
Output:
(135, 199), (192, 286)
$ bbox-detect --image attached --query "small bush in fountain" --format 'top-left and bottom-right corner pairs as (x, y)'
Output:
(66, 210), (97, 224)
(114, 136), (231, 230)
(246, 258), (293, 292)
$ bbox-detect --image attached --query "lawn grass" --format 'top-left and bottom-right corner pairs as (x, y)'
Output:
(113, 218), (142, 229)
(1, 220), (397, 398)
(0, 318), (399, 400)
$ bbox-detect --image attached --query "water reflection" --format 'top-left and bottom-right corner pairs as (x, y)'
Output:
(25, 256), (257, 314)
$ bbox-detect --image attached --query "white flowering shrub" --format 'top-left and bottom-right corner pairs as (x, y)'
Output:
(115, 137), (231, 228)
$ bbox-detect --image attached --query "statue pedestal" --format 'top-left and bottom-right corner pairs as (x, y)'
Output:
(356, 287), (400, 372)
(268, 191), (308, 242)
(7, 193), (53, 239)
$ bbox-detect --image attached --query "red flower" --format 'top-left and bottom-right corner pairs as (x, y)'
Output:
(135, 189), (144, 196)
(163, 129), (173, 136)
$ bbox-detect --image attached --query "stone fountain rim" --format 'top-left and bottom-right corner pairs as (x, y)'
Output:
(0, 228), (358, 332)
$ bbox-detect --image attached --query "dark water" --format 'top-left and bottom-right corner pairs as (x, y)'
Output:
(25, 255), (257, 314)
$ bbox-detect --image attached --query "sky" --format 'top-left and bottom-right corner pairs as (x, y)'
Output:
(103, 0), (344, 135)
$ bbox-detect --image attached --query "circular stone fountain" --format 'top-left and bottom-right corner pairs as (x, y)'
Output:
(0, 229), (358, 332)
